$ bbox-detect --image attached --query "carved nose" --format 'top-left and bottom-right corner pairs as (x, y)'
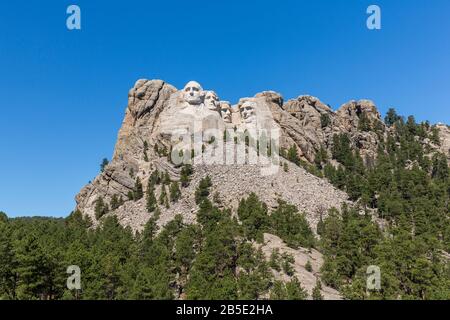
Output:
(190, 92), (194, 96)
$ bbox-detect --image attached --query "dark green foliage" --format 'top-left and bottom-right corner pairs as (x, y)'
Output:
(195, 176), (212, 204)
(127, 191), (134, 201)
(237, 193), (269, 242)
(287, 145), (300, 166)
(1, 109), (448, 300)
(94, 197), (108, 220)
(269, 200), (315, 249)
(285, 277), (308, 300)
(133, 177), (144, 200)
(430, 126), (440, 145)
(281, 253), (295, 276)
(358, 112), (371, 131)
(312, 280), (323, 300)
(146, 185), (157, 213)
(314, 146), (328, 169)
(110, 194), (124, 210)
(162, 171), (171, 185)
(320, 206), (381, 290)
(149, 169), (161, 187)
(143, 141), (149, 162)
(159, 185), (169, 208)
(305, 260), (312, 272)
(384, 108), (401, 127)
(269, 249), (281, 272)
(100, 158), (109, 172)
(331, 133), (353, 167)
(169, 181), (181, 203)
(270, 278), (308, 300)
(320, 113), (331, 128)
(180, 164), (193, 188)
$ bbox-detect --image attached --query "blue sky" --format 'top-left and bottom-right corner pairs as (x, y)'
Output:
(1, 0), (449, 217)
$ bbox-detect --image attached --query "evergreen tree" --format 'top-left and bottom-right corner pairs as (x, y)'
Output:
(358, 112), (371, 131)
(237, 193), (269, 242)
(195, 176), (212, 204)
(320, 113), (331, 128)
(169, 181), (181, 203)
(146, 185), (157, 213)
(110, 194), (121, 210)
(312, 279), (324, 300)
(100, 158), (109, 172)
(270, 200), (315, 249)
(95, 196), (108, 220)
(385, 108), (401, 127)
(287, 145), (300, 166)
(134, 177), (144, 200)
(159, 185), (169, 207)
(180, 164), (193, 187)
(285, 277), (308, 300)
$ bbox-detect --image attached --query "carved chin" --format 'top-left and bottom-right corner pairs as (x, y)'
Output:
(243, 116), (256, 124)
(185, 96), (202, 105)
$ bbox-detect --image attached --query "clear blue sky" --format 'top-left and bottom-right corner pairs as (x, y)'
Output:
(1, 0), (449, 217)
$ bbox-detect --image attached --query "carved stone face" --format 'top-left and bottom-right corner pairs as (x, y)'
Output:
(204, 91), (219, 111)
(220, 102), (232, 123)
(239, 101), (256, 123)
(183, 81), (204, 105)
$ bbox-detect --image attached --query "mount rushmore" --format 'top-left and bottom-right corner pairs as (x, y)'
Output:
(71, 79), (450, 299)
(75, 79), (450, 233)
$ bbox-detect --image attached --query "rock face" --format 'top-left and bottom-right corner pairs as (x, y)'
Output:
(75, 79), (388, 228)
(436, 123), (450, 162)
(279, 96), (385, 163)
(257, 233), (341, 300)
(73, 78), (449, 300)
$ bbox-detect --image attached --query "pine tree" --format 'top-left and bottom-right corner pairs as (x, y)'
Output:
(100, 158), (109, 172)
(287, 145), (300, 166)
(385, 108), (401, 127)
(312, 279), (324, 300)
(180, 164), (193, 188)
(281, 253), (295, 276)
(195, 176), (212, 204)
(321, 113), (331, 128)
(146, 185), (157, 213)
(110, 194), (120, 210)
(237, 193), (268, 242)
(159, 185), (169, 207)
(169, 181), (181, 203)
(0, 221), (17, 299)
(134, 177), (144, 200)
(143, 141), (149, 162)
(358, 112), (371, 131)
(95, 196), (108, 219)
(127, 191), (134, 201)
(285, 277), (308, 300)
(162, 171), (171, 185)
(269, 249), (281, 272)
(149, 169), (161, 186)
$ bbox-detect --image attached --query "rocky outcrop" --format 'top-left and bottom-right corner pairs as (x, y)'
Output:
(75, 79), (386, 228)
(101, 156), (349, 234)
(281, 97), (384, 163)
(436, 123), (450, 162)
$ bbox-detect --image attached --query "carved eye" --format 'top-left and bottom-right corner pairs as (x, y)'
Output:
(185, 87), (191, 92)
